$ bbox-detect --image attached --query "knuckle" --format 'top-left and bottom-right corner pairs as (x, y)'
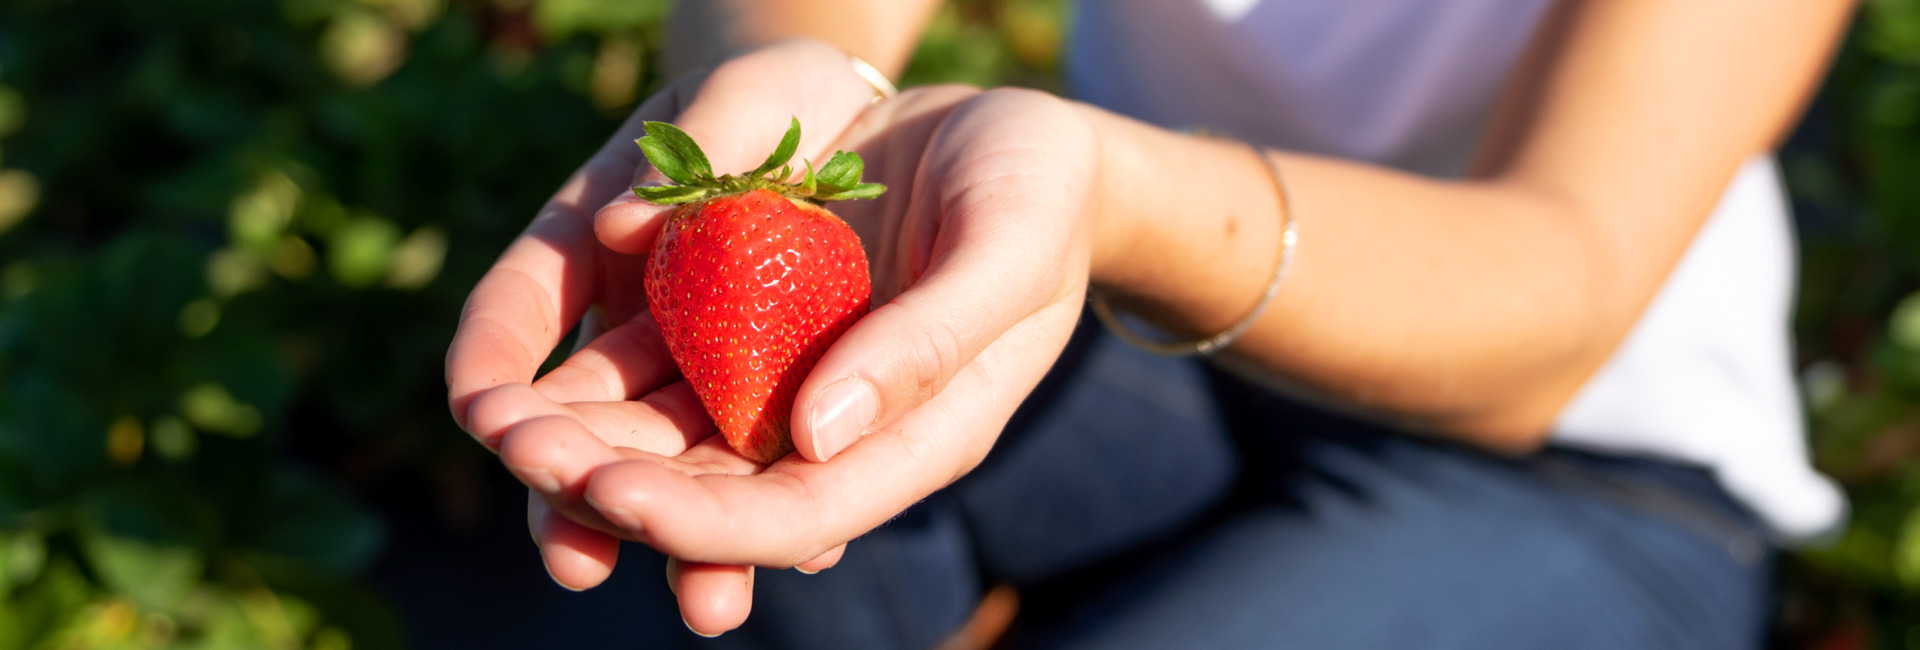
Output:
(497, 415), (571, 460)
(1023, 258), (1070, 307)
(902, 320), (966, 402)
(464, 385), (518, 442)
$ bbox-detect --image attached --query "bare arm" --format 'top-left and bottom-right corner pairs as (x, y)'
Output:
(1087, 0), (1856, 450)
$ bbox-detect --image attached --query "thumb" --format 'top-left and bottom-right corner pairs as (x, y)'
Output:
(791, 88), (1098, 463)
(791, 207), (1088, 464)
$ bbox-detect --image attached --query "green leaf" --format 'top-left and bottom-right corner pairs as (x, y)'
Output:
(799, 159), (818, 196)
(635, 122), (714, 185)
(1891, 291), (1920, 351)
(750, 117), (803, 179)
(0, 531), (46, 588)
(8, 558), (89, 646)
(631, 185), (712, 205)
(328, 215), (403, 289)
(814, 182), (887, 202)
(815, 150), (865, 192)
(81, 532), (203, 613)
(1896, 504), (1920, 586)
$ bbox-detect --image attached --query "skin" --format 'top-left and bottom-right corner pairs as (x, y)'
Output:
(445, 0), (1857, 636)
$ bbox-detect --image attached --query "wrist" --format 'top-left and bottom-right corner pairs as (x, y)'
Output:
(1079, 103), (1142, 293)
(1073, 108), (1298, 343)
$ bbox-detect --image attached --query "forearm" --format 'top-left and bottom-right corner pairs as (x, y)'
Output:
(663, 0), (943, 78)
(1081, 0), (1850, 450)
(1084, 110), (1610, 449)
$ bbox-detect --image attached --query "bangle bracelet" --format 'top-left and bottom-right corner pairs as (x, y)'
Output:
(1089, 139), (1297, 356)
(848, 54), (898, 102)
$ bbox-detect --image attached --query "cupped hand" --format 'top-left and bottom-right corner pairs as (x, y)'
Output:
(445, 39), (883, 624)
(602, 84), (1101, 634)
(447, 39), (1104, 636)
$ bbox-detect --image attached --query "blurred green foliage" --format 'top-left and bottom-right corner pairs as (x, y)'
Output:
(1783, 1), (1920, 646)
(5, 0), (1920, 647)
(0, 0), (1062, 647)
(0, 0), (671, 645)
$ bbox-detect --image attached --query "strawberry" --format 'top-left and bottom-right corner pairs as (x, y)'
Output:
(631, 119), (883, 464)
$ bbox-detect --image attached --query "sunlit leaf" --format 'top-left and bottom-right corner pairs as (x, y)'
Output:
(320, 10), (407, 87)
(228, 171), (301, 251)
(269, 235), (317, 280)
(149, 416), (196, 460)
(328, 215), (402, 288)
(207, 247), (269, 298)
(179, 383), (262, 438)
(80, 534), (202, 613)
(0, 530), (47, 588)
(590, 35), (642, 111)
(1891, 291), (1920, 351)
(532, 0), (671, 39)
(0, 169), (40, 237)
(385, 226), (447, 290)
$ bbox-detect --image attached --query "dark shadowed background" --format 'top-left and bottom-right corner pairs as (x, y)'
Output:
(0, 0), (1916, 648)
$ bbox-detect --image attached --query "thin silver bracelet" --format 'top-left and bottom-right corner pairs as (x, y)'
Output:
(1089, 139), (1297, 356)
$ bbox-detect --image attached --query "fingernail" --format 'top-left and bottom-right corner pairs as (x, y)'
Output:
(665, 558), (679, 595)
(585, 493), (642, 534)
(684, 616), (721, 638)
(520, 466), (561, 494)
(795, 566), (819, 575)
(544, 555), (585, 592)
(809, 377), (877, 462)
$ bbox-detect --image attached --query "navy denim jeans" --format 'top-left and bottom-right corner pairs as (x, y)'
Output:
(696, 314), (1774, 649)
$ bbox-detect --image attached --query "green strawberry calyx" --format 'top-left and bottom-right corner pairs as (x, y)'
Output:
(630, 117), (886, 206)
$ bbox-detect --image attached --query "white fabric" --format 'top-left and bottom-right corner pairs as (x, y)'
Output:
(1069, 0), (1845, 540)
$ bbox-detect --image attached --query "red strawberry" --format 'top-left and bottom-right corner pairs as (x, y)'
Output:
(632, 119), (882, 464)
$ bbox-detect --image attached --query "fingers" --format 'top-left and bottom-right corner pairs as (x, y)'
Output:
(594, 40), (883, 255)
(501, 414), (629, 538)
(566, 384), (718, 451)
(584, 306), (1078, 566)
(669, 559), (754, 637)
(794, 543), (846, 574)
(528, 490), (620, 591)
(666, 545), (837, 638)
(445, 217), (597, 442)
(447, 75), (701, 438)
(499, 408), (711, 515)
(473, 379), (712, 454)
(792, 88), (1100, 462)
(532, 309), (679, 404)
(499, 414), (632, 492)
(498, 406), (703, 549)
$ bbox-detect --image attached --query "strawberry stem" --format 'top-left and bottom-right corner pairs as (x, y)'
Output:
(631, 118), (887, 206)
